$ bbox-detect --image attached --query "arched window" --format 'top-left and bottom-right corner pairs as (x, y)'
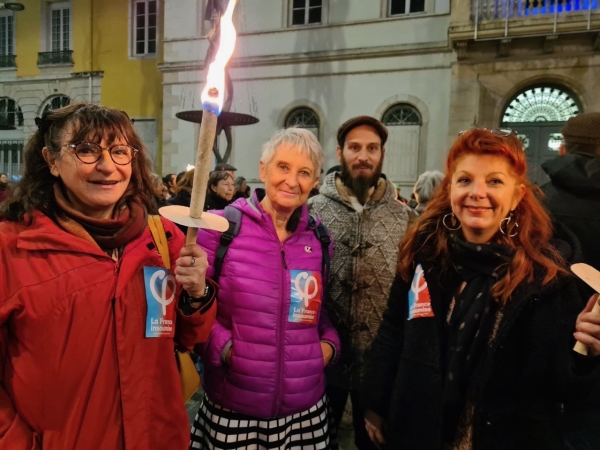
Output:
(381, 103), (422, 183)
(41, 95), (70, 116)
(502, 86), (579, 123)
(0, 97), (23, 127)
(284, 107), (320, 139)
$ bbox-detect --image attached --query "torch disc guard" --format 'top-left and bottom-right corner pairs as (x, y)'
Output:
(159, 205), (230, 233)
(0, 3), (25, 11)
(175, 110), (259, 127)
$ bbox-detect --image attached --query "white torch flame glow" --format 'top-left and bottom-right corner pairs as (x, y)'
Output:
(201, 0), (238, 115)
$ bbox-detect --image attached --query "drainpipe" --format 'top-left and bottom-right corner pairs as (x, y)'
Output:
(475, 0), (479, 40)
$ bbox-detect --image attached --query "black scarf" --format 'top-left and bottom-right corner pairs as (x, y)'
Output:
(443, 236), (513, 442)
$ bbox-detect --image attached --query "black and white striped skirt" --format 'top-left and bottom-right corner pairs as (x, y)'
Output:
(189, 394), (337, 450)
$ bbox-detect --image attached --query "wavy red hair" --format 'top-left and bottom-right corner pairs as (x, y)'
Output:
(397, 128), (566, 303)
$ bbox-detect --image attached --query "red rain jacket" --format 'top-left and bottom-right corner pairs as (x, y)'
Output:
(0, 212), (216, 449)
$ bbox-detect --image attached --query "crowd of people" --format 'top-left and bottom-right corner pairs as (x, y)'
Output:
(0, 102), (599, 450)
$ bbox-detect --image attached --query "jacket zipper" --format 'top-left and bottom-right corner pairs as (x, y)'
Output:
(273, 242), (287, 416)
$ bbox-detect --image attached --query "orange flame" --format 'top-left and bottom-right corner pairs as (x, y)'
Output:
(201, 0), (238, 115)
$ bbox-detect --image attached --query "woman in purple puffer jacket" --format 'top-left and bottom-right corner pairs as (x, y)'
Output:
(190, 128), (341, 450)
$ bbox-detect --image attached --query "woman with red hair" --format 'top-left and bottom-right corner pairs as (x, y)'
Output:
(360, 128), (600, 449)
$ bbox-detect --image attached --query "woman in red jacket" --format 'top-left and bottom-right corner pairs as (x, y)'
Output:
(0, 103), (217, 449)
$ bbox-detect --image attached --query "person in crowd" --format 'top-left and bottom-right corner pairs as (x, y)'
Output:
(163, 173), (177, 198)
(395, 184), (409, 204)
(153, 174), (170, 207)
(0, 103), (217, 449)
(326, 165), (341, 176)
(0, 172), (12, 205)
(540, 112), (600, 449)
(168, 169), (195, 233)
(413, 170), (444, 214)
(309, 116), (410, 449)
(361, 128), (600, 450)
(407, 192), (418, 210)
(190, 127), (341, 450)
(203, 171), (234, 211)
(233, 176), (249, 200)
(213, 162), (236, 178)
(176, 170), (186, 185)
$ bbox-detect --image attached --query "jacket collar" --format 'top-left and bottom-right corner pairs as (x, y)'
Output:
(319, 171), (397, 208)
(16, 212), (115, 258)
(542, 154), (600, 197)
(235, 188), (310, 234)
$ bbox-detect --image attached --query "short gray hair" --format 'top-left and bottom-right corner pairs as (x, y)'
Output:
(260, 127), (324, 178)
(413, 170), (444, 204)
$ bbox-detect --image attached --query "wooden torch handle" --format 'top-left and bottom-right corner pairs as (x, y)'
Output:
(573, 295), (600, 355)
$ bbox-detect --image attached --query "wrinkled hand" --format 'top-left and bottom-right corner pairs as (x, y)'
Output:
(574, 294), (600, 356)
(365, 409), (386, 450)
(174, 244), (208, 299)
(321, 342), (333, 366)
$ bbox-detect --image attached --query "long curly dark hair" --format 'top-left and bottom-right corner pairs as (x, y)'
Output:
(397, 128), (566, 303)
(0, 102), (158, 222)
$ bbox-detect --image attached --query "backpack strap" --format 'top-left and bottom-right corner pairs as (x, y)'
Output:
(148, 215), (171, 269)
(213, 206), (242, 282)
(309, 215), (331, 280)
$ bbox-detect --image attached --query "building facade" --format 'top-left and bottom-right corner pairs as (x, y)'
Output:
(0, 0), (164, 180)
(449, 0), (600, 184)
(161, 0), (453, 190)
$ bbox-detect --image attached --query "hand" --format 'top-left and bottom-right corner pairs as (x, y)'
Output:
(320, 342), (333, 366)
(364, 409), (386, 449)
(225, 347), (233, 365)
(574, 294), (600, 356)
(174, 244), (208, 299)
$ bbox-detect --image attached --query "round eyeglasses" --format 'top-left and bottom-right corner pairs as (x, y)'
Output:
(64, 142), (138, 165)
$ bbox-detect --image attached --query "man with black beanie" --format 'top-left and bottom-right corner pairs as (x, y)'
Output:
(541, 112), (600, 450)
(541, 112), (600, 271)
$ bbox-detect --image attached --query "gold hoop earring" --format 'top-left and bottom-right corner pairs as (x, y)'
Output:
(499, 211), (519, 237)
(442, 213), (462, 231)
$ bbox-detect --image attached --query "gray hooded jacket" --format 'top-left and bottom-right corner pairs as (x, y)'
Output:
(309, 172), (410, 389)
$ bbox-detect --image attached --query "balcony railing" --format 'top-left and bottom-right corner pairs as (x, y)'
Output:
(0, 54), (16, 68)
(37, 50), (73, 66)
(472, 0), (598, 20)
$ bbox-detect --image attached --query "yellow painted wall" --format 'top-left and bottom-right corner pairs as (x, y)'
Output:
(15, 4), (41, 77)
(73, 0), (164, 119)
(13, 0), (163, 170)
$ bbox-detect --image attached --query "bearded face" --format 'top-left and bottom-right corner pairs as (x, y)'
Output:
(337, 125), (385, 205)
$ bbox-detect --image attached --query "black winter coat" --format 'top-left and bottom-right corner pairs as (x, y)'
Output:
(361, 231), (600, 450)
(541, 154), (600, 271)
(203, 191), (230, 212)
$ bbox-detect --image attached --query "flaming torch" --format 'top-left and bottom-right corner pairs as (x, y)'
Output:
(160, 0), (238, 242)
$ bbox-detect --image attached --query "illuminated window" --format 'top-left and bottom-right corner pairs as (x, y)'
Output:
(503, 86), (579, 123)
(285, 107), (320, 139)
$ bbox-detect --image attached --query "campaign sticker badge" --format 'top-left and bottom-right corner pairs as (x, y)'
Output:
(288, 270), (322, 325)
(143, 267), (177, 338)
(407, 264), (435, 320)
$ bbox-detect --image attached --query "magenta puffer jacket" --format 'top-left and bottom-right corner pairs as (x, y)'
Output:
(197, 190), (341, 418)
